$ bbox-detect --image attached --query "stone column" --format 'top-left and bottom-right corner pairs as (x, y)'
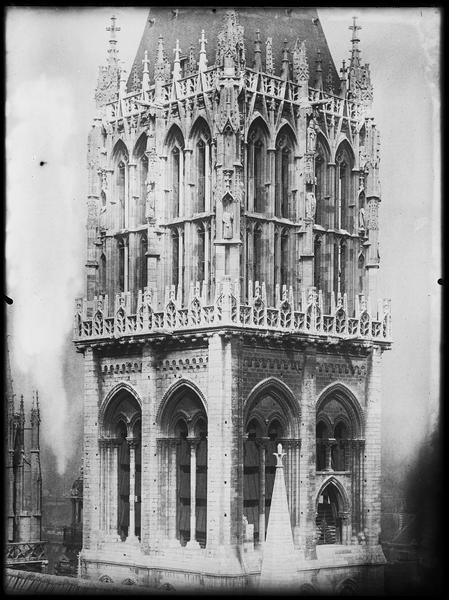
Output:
(258, 440), (266, 544)
(187, 438), (200, 548)
(126, 439), (139, 543)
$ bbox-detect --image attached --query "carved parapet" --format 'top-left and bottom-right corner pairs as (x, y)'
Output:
(74, 281), (392, 345)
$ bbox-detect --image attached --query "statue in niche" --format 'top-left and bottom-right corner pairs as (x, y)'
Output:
(222, 199), (234, 239)
(358, 206), (366, 230)
(307, 118), (317, 153)
(305, 192), (316, 220)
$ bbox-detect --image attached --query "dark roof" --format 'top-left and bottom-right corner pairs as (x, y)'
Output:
(127, 7), (340, 92)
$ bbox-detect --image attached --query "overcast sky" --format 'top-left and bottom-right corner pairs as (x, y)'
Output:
(5, 7), (440, 474)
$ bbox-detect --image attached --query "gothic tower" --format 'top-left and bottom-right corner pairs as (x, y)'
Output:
(74, 8), (391, 593)
(5, 340), (46, 571)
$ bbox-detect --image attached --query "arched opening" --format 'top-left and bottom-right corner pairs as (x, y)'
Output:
(165, 126), (185, 219)
(99, 253), (106, 296)
(101, 387), (142, 542)
(316, 386), (364, 541)
(138, 234), (148, 292)
(316, 482), (345, 545)
(133, 134), (148, 226)
(117, 161), (126, 230)
(314, 237), (322, 290)
(190, 119), (212, 214)
(159, 385), (208, 548)
(243, 382), (300, 544)
(335, 143), (354, 231)
(118, 238), (126, 292)
(275, 126), (296, 218)
(315, 137), (330, 227)
(253, 225), (262, 283)
(197, 223), (207, 285)
(358, 253), (365, 295)
(247, 118), (269, 213)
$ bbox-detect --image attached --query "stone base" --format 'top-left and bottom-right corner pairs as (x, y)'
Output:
(79, 542), (386, 594)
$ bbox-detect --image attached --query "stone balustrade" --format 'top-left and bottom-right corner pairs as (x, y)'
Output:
(6, 541), (47, 565)
(74, 281), (392, 345)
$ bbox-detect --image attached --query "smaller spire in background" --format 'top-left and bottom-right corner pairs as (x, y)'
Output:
(265, 37), (274, 75)
(142, 50), (150, 92)
(198, 30), (208, 72)
(326, 64), (334, 95)
(315, 49), (323, 90)
(253, 29), (262, 72)
(349, 16), (362, 68)
(173, 39), (182, 81)
(106, 14), (121, 65)
(187, 45), (196, 76)
(280, 39), (290, 80)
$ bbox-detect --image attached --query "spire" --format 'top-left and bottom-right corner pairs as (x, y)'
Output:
(187, 45), (196, 76)
(259, 443), (297, 590)
(340, 59), (348, 97)
(265, 37), (274, 75)
(293, 39), (309, 84)
(106, 14), (121, 66)
(280, 40), (289, 80)
(173, 39), (182, 81)
(215, 9), (245, 75)
(131, 63), (140, 92)
(119, 63), (127, 97)
(315, 49), (323, 89)
(326, 64), (334, 95)
(349, 16), (362, 69)
(253, 29), (262, 71)
(95, 14), (121, 108)
(198, 30), (208, 72)
(6, 336), (15, 415)
(142, 50), (150, 92)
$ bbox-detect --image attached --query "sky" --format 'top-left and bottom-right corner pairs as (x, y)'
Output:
(5, 7), (440, 474)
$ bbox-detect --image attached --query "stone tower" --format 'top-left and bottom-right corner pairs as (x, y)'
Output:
(6, 340), (46, 571)
(74, 8), (391, 594)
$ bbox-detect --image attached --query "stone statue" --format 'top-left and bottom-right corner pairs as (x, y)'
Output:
(358, 206), (366, 229)
(307, 118), (317, 153)
(305, 192), (316, 219)
(222, 210), (234, 239)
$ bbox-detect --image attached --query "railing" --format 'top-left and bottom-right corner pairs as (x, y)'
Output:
(74, 281), (392, 345)
(6, 541), (47, 564)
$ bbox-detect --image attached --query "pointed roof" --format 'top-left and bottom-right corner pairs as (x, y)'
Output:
(127, 7), (340, 92)
(259, 443), (297, 590)
(5, 335), (15, 411)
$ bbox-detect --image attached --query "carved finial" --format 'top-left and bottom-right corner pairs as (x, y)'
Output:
(173, 39), (182, 81)
(265, 37), (274, 75)
(119, 63), (127, 97)
(188, 45), (196, 76)
(131, 63), (140, 92)
(326, 64), (334, 94)
(254, 29), (262, 71)
(215, 9), (245, 74)
(142, 50), (150, 92)
(274, 443), (286, 467)
(198, 30), (208, 72)
(106, 14), (120, 42)
(155, 35), (166, 85)
(315, 49), (323, 89)
(293, 39), (309, 83)
(281, 39), (289, 80)
(349, 16), (362, 68)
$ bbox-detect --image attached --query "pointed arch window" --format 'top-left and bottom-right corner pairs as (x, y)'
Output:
(358, 253), (365, 295)
(118, 238), (126, 292)
(314, 237), (322, 290)
(334, 241), (346, 296)
(197, 140), (206, 213)
(335, 146), (353, 231)
(139, 234), (148, 292)
(315, 140), (329, 226)
(197, 224), (206, 284)
(280, 230), (289, 287)
(253, 225), (263, 283)
(139, 155), (148, 225)
(99, 253), (107, 296)
(172, 147), (181, 218)
(247, 122), (268, 213)
(117, 161), (126, 230)
(275, 130), (295, 219)
(172, 230), (180, 288)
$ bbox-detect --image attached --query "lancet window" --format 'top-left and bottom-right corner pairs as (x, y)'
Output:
(118, 237), (126, 292)
(335, 145), (353, 231)
(315, 388), (364, 544)
(138, 234), (148, 292)
(315, 139), (329, 226)
(334, 241), (347, 296)
(253, 225), (263, 283)
(158, 386), (208, 548)
(166, 127), (185, 220)
(99, 252), (106, 296)
(247, 120), (269, 213)
(100, 389), (142, 542)
(275, 129), (295, 219)
(314, 237), (322, 290)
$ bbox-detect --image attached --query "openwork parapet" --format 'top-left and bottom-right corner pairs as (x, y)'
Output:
(74, 281), (392, 345)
